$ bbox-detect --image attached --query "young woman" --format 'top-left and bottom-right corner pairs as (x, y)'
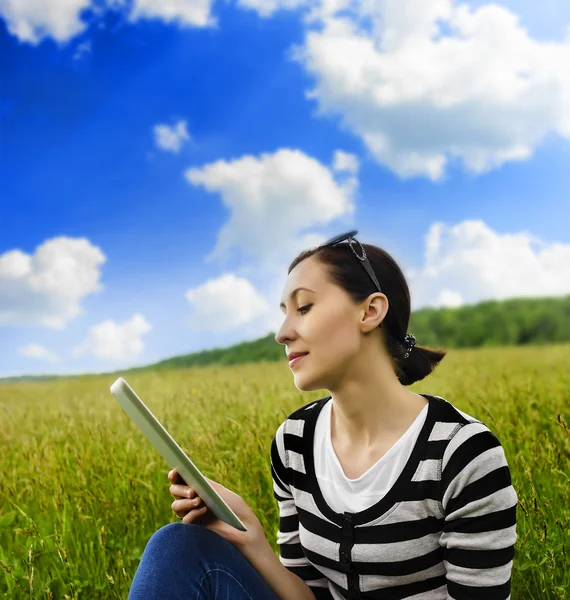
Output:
(128, 231), (518, 600)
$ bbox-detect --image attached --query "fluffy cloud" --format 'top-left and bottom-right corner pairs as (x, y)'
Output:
(0, 0), (92, 44)
(0, 0), (215, 44)
(153, 120), (191, 153)
(184, 148), (357, 266)
(407, 219), (570, 309)
(185, 273), (270, 332)
(72, 313), (152, 361)
(293, 0), (570, 179)
(0, 236), (106, 328)
(18, 343), (62, 363)
(128, 0), (215, 28)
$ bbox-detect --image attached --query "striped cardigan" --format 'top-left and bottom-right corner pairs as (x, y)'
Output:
(270, 393), (518, 600)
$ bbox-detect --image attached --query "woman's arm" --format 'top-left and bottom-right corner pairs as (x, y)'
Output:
(440, 422), (518, 599)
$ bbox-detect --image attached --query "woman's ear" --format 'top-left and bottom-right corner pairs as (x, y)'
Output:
(360, 293), (388, 333)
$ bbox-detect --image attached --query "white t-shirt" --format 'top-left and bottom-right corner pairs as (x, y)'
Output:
(313, 397), (429, 514)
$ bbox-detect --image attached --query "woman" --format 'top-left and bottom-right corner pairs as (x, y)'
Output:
(128, 231), (518, 600)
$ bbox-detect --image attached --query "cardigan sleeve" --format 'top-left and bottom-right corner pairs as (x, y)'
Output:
(439, 422), (518, 599)
(271, 421), (333, 600)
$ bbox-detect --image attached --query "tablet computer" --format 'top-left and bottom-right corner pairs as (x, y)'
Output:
(109, 377), (247, 531)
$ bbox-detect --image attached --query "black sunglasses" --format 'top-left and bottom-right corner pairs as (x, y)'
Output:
(315, 230), (383, 296)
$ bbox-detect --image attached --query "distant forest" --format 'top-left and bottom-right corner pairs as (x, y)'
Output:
(409, 294), (570, 348)
(2, 294), (569, 383)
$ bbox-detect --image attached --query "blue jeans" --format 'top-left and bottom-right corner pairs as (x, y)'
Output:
(128, 522), (281, 600)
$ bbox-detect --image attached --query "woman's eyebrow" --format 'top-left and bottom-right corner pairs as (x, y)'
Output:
(279, 287), (315, 309)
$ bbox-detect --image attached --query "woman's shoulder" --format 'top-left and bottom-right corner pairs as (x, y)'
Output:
(286, 395), (330, 420)
(428, 393), (485, 427)
(429, 394), (510, 462)
(424, 394), (510, 454)
(273, 395), (330, 440)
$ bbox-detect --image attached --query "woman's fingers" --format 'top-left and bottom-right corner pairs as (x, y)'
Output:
(169, 484), (197, 499)
(182, 506), (208, 524)
(168, 469), (185, 485)
(168, 471), (199, 500)
(168, 470), (211, 524)
(172, 497), (208, 521)
(172, 496), (202, 511)
(171, 496), (203, 517)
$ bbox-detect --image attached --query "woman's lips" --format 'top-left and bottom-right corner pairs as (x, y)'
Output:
(289, 353), (308, 368)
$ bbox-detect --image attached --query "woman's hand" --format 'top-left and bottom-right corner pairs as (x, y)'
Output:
(167, 469), (268, 553)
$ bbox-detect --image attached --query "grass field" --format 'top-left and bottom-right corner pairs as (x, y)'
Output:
(1, 343), (569, 599)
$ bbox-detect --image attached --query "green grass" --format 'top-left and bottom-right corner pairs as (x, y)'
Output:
(1, 344), (569, 599)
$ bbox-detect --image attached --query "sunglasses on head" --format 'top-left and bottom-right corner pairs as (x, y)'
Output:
(315, 230), (383, 296)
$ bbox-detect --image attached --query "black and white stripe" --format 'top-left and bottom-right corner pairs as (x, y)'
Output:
(270, 394), (518, 600)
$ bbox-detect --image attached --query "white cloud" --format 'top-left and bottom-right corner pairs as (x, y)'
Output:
(72, 313), (152, 361)
(184, 148), (358, 267)
(407, 219), (570, 309)
(185, 273), (270, 332)
(292, 0), (570, 180)
(0, 0), (215, 44)
(128, 0), (215, 27)
(18, 343), (62, 363)
(153, 120), (191, 153)
(0, 0), (92, 44)
(332, 149), (359, 174)
(0, 236), (106, 329)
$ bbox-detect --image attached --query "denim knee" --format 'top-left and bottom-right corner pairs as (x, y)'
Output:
(131, 523), (275, 600)
(146, 522), (227, 561)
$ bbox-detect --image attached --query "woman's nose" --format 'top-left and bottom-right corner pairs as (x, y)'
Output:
(275, 324), (293, 345)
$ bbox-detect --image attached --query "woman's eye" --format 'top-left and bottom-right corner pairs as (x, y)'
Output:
(297, 304), (312, 314)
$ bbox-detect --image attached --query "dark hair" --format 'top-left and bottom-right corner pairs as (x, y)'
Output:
(287, 241), (447, 386)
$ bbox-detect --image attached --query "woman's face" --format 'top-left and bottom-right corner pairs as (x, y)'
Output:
(275, 256), (364, 392)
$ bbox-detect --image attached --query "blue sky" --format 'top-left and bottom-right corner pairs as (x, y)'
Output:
(1, 0), (570, 378)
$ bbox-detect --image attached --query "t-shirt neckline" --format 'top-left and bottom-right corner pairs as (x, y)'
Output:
(325, 397), (429, 483)
(303, 393), (437, 526)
